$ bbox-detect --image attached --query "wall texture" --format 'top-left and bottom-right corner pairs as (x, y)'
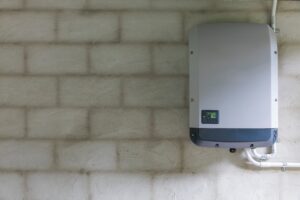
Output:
(0, 0), (299, 199)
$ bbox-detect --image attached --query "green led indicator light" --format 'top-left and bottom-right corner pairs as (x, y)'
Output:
(209, 112), (217, 119)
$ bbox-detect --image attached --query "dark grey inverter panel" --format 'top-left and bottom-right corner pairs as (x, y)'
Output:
(189, 23), (278, 149)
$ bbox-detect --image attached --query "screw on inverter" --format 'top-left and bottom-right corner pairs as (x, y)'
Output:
(229, 148), (236, 153)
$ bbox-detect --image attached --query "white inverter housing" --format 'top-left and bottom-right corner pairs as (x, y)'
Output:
(189, 23), (278, 149)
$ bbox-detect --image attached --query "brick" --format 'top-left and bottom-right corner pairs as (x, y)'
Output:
(215, 0), (272, 10)
(28, 173), (88, 200)
(0, 13), (55, 42)
(0, 141), (53, 170)
(279, 44), (300, 75)
(279, 1), (300, 11)
(28, 109), (87, 139)
(60, 77), (121, 106)
(91, 109), (151, 139)
(0, 109), (25, 138)
(183, 142), (219, 173)
(152, 0), (212, 9)
(279, 76), (300, 108)
(153, 174), (216, 200)
(184, 12), (268, 36)
(90, 173), (151, 200)
(272, 142), (300, 162)
(0, 173), (24, 200)
(57, 141), (117, 170)
(279, 108), (300, 142)
(122, 12), (182, 42)
(0, 77), (56, 106)
(281, 172), (300, 200)
(58, 13), (118, 42)
(89, 0), (150, 9)
(217, 170), (280, 200)
(28, 45), (87, 74)
(119, 141), (181, 171)
(0, 0), (22, 8)
(124, 78), (185, 107)
(154, 109), (188, 138)
(153, 45), (188, 75)
(27, 0), (85, 9)
(0, 46), (24, 74)
(91, 44), (151, 74)
(278, 12), (300, 43)
(183, 142), (244, 173)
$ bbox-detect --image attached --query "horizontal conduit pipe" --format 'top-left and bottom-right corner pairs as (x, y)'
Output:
(246, 149), (300, 169)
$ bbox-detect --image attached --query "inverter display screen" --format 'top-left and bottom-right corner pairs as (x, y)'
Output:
(201, 110), (219, 124)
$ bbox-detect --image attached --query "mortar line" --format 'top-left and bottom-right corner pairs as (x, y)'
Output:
(22, 0), (27, 9)
(0, 168), (184, 174)
(120, 77), (125, 107)
(84, 0), (90, 9)
(118, 12), (122, 43)
(184, 77), (189, 107)
(54, 11), (60, 41)
(0, 41), (188, 45)
(179, 139), (184, 173)
(0, 73), (188, 78)
(56, 77), (61, 107)
(24, 107), (29, 138)
(23, 172), (29, 200)
(150, 108), (155, 138)
(149, 44), (155, 75)
(0, 8), (288, 12)
(87, 172), (92, 200)
(150, 174), (155, 200)
(23, 45), (29, 74)
(86, 44), (92, 74)
(180, 11), (185, 42)
(87, 108), (92, 139)
(116, 140), (121, 171)
(53, 141), (59, 170)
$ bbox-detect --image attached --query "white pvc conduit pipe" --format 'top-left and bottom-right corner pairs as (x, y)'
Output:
(246, 147), (300, 170)
(250, 143), (277, 161)
(271, 0), (278, 32)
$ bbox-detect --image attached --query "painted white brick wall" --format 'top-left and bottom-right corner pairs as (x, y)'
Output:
(91, 109), (151, 139)
(28, 45), (87, 74)
(121, 12), (182, 42)
(28, 108), (88, 139)
(90, 173), (152, 200)
(153, 174), (216, 200)
(0, 173), (24, 200)
(27, 173), (88, 200)
(0, 141), (53, 170)
(57, 141), (117, 170)
(26, 0), (86, 9)
(0, 77), (56, 106)
(124, 78), (185, 107)
(0, 1), (298, 200)
(153, 45), (188, 75)
(88, 0), (151, 9)
(0, 0), (22, 8)
(58, 13), (119, 42)
(91, 44), (151, 74)
(119, 141), (181, 171)
(0, 13), (55, 42)
(0, 46), (24, 73)
(0, 109), (25, 138)
(154, 109), (188, 138)
(60, 77), (121, 106)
